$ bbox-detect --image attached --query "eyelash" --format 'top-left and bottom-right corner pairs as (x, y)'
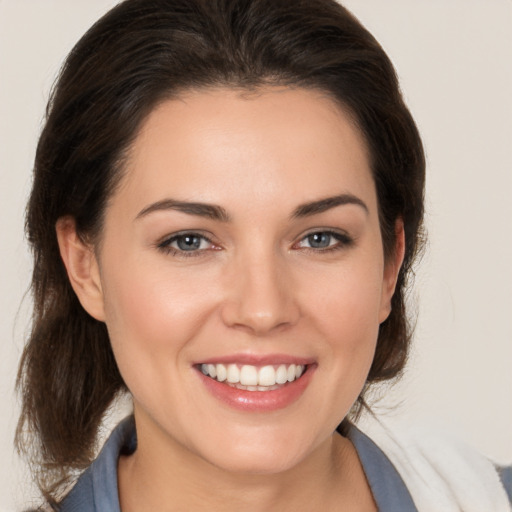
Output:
(157, 230), (353, 258)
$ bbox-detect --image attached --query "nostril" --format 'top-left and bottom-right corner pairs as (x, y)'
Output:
(219, 261), (301, 333)
(220, 298), (300, 335)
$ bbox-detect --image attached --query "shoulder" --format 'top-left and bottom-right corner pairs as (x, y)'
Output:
(356, 415), (512, 512)
(58, 416), (136, 512)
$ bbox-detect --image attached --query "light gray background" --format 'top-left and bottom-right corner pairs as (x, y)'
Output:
(1, 0), (511, 508)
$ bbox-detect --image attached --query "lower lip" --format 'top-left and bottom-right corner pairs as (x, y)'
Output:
(197, 366), (315, 412)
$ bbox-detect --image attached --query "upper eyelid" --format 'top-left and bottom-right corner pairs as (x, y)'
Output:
(293, 229), (353, 248)
(297, 227), (351, 240)
(158, 230), (214, 246)
(301, 229), (345, 239)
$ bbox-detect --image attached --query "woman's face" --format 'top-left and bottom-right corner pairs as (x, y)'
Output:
(85, 87), (401, 474)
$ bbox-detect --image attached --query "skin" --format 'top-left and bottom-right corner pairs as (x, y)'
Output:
(57, 86), (404, 511)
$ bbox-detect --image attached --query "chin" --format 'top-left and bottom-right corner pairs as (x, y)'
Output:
(190, 423), (327, 476)
(206, 446), (307, 476)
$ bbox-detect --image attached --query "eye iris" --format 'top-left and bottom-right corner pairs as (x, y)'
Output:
(308, 232), (331, 248)
(177, 235), (201, 251)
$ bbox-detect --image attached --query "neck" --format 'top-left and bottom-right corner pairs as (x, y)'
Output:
(118, 415), (376, 512)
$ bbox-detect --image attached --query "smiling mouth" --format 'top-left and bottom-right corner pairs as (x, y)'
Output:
(199, 363), (307, 391)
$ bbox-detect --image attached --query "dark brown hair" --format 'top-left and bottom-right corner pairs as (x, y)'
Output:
(17, 0), (425, 504)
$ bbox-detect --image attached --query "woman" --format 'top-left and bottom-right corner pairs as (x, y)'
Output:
(15, 0), (511, 510)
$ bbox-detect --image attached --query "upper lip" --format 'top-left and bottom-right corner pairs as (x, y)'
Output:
(194, 353), (316, 366)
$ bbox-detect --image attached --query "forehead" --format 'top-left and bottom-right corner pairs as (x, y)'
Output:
(117, 86), (375, 216)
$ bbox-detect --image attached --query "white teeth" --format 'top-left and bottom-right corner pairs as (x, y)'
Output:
(216, 364), (227, 382)
(275, 365), (288, 384)
(226, 364), (240, 383)
(200, 362), (306, 389)
(240, 365), (258, 386)
(258, 365), (276, 386)
(207, 364), (217, 379)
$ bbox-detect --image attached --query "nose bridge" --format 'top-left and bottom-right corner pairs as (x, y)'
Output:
(221, 243), (298, 334)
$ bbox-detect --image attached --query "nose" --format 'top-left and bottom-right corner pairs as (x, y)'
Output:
(220, 250), (300, 336)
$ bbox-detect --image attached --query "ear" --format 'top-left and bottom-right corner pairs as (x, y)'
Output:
(379, 219), (406, 323)
(56, 216), (106, 321)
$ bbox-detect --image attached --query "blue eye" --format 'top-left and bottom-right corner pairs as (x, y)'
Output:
(173, 234), (204, 251)
(306, 232), (333, 248)
(158, 232), (213, 255)
(297, 231), (352, 251)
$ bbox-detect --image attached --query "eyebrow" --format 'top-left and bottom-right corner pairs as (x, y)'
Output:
(292, 194), (368, 218)
(136, 199), (230, 222)
(136, 193), (367, 222)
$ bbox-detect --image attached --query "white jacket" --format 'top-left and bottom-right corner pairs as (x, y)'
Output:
(359, 415), (511, 512)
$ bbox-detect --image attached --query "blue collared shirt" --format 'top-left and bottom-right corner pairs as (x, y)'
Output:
(60, 415), (422, 511)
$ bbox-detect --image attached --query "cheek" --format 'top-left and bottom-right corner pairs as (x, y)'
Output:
(305, 259), (384, 380)
(100, 260), (219, 371)
(306, 258), (384, 336)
